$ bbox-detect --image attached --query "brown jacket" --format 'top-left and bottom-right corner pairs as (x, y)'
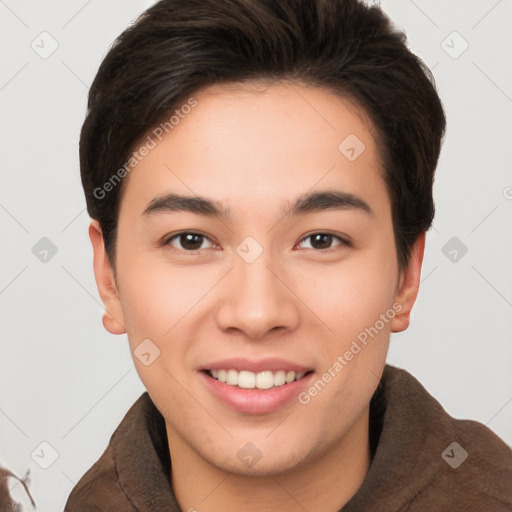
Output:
(64, 365), (512, 511)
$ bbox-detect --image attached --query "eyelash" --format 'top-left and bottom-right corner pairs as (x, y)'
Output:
(163, 231), (352, 253)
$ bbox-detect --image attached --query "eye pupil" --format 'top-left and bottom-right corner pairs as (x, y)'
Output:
(311, 234), (332, 250)
(181, 233), (203, 250)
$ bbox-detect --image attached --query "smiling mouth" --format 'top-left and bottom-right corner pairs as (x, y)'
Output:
(204, 369), (314, 390)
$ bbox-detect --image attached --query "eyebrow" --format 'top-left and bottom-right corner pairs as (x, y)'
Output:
(143, 189), (373, 219)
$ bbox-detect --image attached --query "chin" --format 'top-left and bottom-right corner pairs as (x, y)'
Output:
(223, 454), (304, 478)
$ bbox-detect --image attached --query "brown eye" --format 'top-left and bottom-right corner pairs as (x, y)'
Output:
(166, 232), (214, 251)
(298, 233), (350, 251)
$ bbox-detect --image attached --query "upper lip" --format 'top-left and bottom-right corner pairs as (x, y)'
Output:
(201, 357), (313, 374)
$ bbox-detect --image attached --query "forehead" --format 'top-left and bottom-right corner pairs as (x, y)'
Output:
(168, 80), (378, 159)
(119, 80), (389, 218)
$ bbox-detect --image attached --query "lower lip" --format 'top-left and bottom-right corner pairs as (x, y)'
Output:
(200, 371), (314, 414)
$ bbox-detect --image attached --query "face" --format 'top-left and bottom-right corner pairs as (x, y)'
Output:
(90, 80), (424, 477)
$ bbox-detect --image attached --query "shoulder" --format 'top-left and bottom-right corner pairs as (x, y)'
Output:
(423, 417), (512, 509)
(64, 443), (137, 512)
(63, 393), (156, 512)
(383, 365), (512, 509)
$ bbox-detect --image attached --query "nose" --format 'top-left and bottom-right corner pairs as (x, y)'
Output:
(215, 248), (301, 340)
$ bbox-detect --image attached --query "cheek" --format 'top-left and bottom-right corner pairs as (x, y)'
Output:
(307, 250), (397, 400)
(115, 255), (221, 392)
(116, 261), (197, 398)
(299, 253), (398, 340)
(117, 254), (201, 341)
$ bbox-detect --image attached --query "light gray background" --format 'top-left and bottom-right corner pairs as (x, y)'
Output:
(1, 0), (511, 510)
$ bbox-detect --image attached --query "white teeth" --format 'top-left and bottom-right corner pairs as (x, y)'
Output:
(238, 370), (256, 389)
(208, 369), (309, 389)
(256, 371), (274, 390)
(273, 370), (286, 386)
(226, 369), (238, 385)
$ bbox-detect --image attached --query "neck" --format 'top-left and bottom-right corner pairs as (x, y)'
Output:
(167, 407), (371, 512)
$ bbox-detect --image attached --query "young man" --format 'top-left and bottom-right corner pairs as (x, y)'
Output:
(65, 0), (512, 510)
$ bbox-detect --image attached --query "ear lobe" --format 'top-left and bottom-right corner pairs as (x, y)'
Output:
(390, 232), (426, 333)
(88, 220), (126, 335)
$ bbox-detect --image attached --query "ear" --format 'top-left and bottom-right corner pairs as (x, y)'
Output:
(89, 220), (126, 335)
(390, 232), (426, 333)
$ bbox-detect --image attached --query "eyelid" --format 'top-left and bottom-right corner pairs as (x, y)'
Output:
(297, 232), (352, 250)
(163, 230), (352, 252)
(163, 231), (217, 250)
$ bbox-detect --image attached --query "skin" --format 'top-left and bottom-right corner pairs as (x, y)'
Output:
(90, 80), (425, 512)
